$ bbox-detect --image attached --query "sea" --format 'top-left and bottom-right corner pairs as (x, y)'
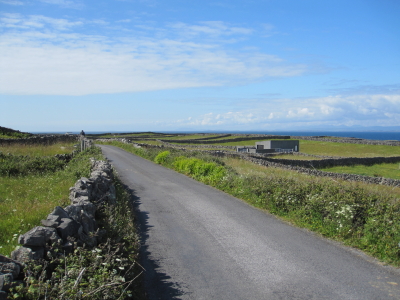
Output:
(34, 131), (400, 141)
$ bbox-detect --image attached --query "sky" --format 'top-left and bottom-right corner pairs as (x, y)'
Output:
(0, 0), (399, 133)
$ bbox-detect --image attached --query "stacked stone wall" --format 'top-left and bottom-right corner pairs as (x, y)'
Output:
(159, 135), (290, 144)
(0, 135), (79, 146)
(255, 155), (400, 169)
(0, 159), (116, 298)
(291, 136), (400, 146)
(95, 138), (400, 188)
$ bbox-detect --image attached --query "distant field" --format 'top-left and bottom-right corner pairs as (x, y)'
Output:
(268, 154), (323, 160)
(0, 142), (76, 156)
(299, 140), (399, 157)
(320, 163), (400, 180)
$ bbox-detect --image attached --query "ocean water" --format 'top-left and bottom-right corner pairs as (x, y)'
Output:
(33, 131), (400, 141)
(261, 131), (400, 141)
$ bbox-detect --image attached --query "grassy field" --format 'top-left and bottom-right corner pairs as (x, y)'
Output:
(299, 140), (399, 157)
(0, 142), (76, 156)
(320, 163), (400, 180)
(0, 144), (103, 255)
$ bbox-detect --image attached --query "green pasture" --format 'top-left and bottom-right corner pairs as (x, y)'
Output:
(299, 140), (399, 157)
(0, 145), (103, 256)
(321, 163), (400, 180)
(0, 142), (76, 156)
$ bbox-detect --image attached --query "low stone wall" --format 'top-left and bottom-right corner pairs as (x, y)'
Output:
(95, 138), (400, 187)
(159, 135), (290, 145)
(0, 159), (116, 299)
(0, 135), (79, 146)
(291, 136), (400, 146)
(257, 155), (400, 169)
(210, 151), (400, 187)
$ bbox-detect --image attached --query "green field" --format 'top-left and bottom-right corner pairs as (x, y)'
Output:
(299, 140), (399, 157)
(0, 141), (76, 156)
(0, 143), (103, 255)
(321, 163), (400, 180)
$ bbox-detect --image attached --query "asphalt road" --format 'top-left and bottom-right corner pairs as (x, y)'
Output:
(99, 145), (400, 300)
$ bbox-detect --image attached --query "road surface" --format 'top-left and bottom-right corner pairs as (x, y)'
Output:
(99, 145), (400, 300)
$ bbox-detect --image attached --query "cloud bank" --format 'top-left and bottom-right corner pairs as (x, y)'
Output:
(170, 94), (400, 130)
(0, 13), (307, 95)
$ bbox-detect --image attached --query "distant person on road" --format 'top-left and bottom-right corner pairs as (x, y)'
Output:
(80, 130), (85, 136)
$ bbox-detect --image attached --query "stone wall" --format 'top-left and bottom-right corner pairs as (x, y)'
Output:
(95, 138), (400, 187)
(209, 151), (400, 188)
(0, 135), (79, 146)
(159, 135), (290, 145)
(291, 136), (400, 146)
(255, 155), (400, 169)
(0, 159), (116, 299)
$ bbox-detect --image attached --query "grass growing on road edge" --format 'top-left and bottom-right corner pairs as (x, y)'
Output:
(98, 141), (400, 266)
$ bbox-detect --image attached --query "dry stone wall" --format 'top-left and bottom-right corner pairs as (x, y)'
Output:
(291, 136), (400, 146)
(210, 151), (400, 188)
(0, 159), (116, 299)
(95, 138), (400, 187)
(0, 135), (78, 146)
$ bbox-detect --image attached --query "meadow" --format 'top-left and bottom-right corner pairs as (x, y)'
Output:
(0, 142), (103, 255)
(321, 163), (400, 180)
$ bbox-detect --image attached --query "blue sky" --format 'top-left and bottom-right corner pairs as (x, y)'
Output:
(1, 0), (399, 132)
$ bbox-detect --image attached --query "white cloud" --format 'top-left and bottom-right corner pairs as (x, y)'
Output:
(0, 15), (308, 95)
(174, 94), (400, 129)
(38, 0), (83, 9)
(0, 13), (83, 30)
(168, 21), (253, 38)
(0, 0), (23, 5)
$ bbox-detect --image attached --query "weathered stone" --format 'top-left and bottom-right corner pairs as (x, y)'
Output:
(18, 226), (60, 247)
(71, 196), (91, 206)
(49, 206), (70, 219)
(0, 262), (20, 278)
(0, 255), (22, 269)
(18, 227), (46, 247)
(57, 218), (80, 240)
(11, 247), (33, 262)
(41, 218), (60, 228)
(65, 203), (96, 221)
(69, 178), (93, 203)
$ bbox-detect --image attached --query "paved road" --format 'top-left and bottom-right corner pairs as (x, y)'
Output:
(99, 145), (400, 300)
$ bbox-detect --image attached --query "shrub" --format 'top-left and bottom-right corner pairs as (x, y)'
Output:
(154, 151), (171, 165)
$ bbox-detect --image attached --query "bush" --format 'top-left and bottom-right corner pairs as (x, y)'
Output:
(154, 151), (171, 165)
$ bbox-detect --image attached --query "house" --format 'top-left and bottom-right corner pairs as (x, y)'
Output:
(237, 140), (299, 153)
